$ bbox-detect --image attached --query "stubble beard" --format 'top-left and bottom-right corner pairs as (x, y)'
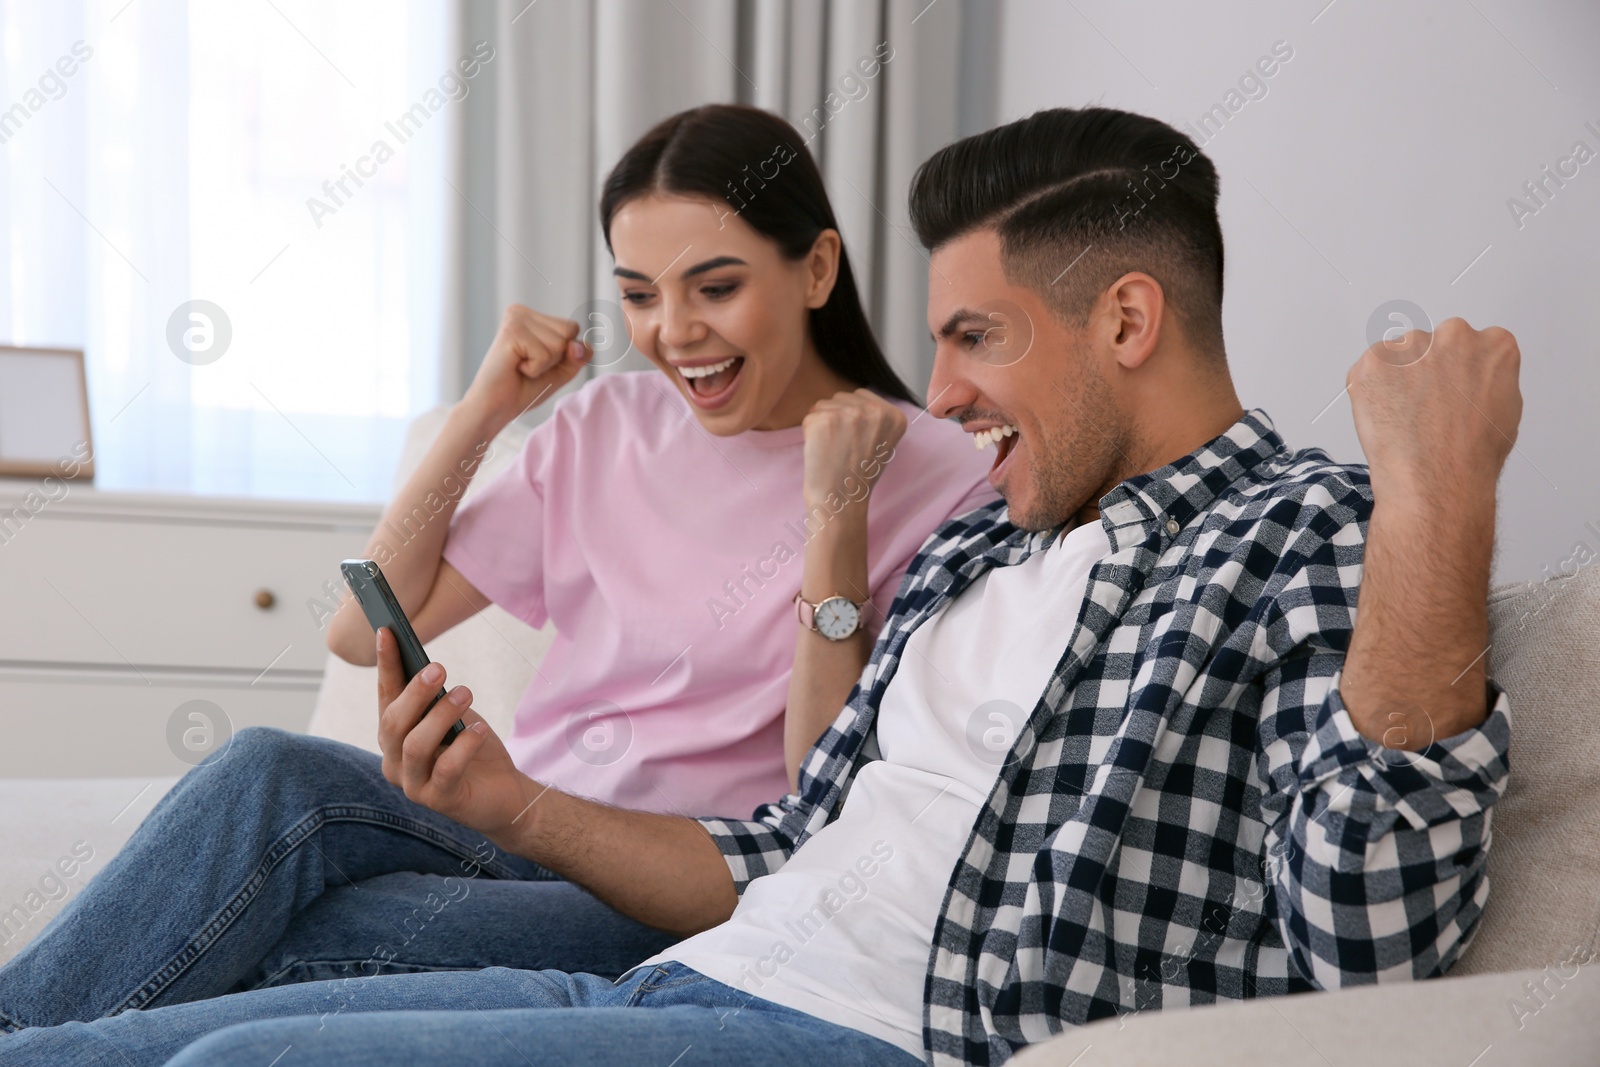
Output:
(1006, 356), (1134, 533)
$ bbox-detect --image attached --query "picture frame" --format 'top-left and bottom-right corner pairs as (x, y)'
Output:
(0, 345), (94, 480)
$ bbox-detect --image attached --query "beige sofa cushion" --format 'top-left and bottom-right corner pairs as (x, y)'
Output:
(0, 777), (174, 968)
(1011, 962), (1600, 1066)
(1454, 563), (1600, 974)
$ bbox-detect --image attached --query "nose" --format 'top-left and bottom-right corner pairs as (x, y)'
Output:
(658, 294), (705, 350)
(925, 343), (976, 421)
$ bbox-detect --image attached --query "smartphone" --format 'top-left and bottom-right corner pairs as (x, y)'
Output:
(340, 559), (466, 747)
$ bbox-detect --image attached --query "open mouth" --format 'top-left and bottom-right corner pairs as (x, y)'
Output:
(971, 423), (1021, 486)
(676, 356), (745, 409)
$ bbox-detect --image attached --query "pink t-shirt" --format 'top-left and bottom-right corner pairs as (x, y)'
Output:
(442, 371), (996, 819)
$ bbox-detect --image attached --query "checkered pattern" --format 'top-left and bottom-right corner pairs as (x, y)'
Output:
(696, 411), (1511, 1066)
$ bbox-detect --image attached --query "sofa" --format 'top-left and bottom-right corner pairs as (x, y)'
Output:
(3, 408), (1596, 1064)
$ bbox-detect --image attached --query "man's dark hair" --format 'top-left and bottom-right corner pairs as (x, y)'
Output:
(909, 107), (1226, 358)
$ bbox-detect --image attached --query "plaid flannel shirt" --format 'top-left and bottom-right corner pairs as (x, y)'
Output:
(696, 410), (1511, 1065)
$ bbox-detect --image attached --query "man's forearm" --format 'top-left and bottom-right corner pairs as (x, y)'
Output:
(1341, 479), (1497, 749)
(1339, 318), (1520, 749)
(490, 780), (739, 935)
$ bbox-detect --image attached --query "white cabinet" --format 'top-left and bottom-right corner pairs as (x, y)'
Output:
(0, 481), (380, 777)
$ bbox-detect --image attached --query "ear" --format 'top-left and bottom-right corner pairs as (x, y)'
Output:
(804, 229), (842, 309)
(1101, 272), (1165, 370)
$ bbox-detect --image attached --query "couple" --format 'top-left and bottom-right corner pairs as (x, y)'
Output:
(0, 104), (1519, 1066)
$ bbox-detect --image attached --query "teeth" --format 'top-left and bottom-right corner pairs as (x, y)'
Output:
(679, 357), (738, 379)
(971, 424), (1018, 449)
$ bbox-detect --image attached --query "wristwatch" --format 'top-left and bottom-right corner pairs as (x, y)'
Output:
(792, 590), (868, 641)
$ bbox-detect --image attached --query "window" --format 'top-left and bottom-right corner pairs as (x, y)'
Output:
(0, 0), (457, 501)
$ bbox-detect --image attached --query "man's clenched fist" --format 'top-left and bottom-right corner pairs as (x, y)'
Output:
(1347, 317), (1523, 501)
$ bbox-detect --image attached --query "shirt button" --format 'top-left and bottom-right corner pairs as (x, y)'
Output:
(1165, 518), (1181, 536)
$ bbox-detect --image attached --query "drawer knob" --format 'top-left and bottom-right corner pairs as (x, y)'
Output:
(254, 589), (276, 610)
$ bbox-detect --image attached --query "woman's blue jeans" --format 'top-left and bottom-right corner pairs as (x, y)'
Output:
(0, 728), (680, 1028)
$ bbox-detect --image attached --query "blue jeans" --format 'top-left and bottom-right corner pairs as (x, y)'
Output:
(0, 960), (919, 1066)
(0, 728), (677, 1030)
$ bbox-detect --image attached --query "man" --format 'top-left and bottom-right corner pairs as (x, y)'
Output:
(0, 107), (1519, 1066)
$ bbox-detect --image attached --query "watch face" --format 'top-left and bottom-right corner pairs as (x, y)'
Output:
(814, 597), (860, 640)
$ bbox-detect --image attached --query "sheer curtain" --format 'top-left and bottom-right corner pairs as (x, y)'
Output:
(454, 0), (1001, 406)
(0, 0), (457, 502)
(0, 0), (998, 502)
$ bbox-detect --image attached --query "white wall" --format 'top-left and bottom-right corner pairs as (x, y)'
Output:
(998, 0), (1600, 584)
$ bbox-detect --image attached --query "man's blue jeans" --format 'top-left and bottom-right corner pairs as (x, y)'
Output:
(0, 960), (917, 1066)
(0, 728), (684, 1027)
(0, 728), (915, 1064)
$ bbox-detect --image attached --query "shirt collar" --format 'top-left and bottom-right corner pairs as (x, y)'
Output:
(1017, 409), (1285, 555)
(1099, 408), (1284, 550)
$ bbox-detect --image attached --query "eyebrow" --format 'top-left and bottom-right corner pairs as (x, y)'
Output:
(612, 255), (748, 283)
(932, 308), (991, 342)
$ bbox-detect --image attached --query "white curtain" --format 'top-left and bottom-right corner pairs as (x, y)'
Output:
(0, 1), (457, 501)
(452, 0), (999, 406)
(0, 0), (996, 500)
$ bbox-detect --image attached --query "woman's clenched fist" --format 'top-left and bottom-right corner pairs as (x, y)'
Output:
(463, 304), (592, 428)
(800, 388), (907, 513)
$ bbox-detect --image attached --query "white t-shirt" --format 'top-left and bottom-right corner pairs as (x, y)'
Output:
(645, 518), (1113, 1057)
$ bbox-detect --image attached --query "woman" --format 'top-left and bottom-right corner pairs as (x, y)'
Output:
(0, 104), (993, 1045)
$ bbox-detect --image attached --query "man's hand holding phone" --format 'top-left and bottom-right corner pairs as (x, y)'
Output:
(375, 627), (739, 935)
(374, 627), (534, 843)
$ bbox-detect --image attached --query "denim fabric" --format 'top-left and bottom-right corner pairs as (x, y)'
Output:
(0, 960), (918, 1066)
(0, 728), (677, 1033)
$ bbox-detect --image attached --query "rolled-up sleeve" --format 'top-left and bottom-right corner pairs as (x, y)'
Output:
(1256, 637), (1511, 987)
(696, 793), (806, 893)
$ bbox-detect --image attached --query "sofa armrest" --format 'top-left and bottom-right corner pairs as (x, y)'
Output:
(1009, 964), (1599, 1067)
